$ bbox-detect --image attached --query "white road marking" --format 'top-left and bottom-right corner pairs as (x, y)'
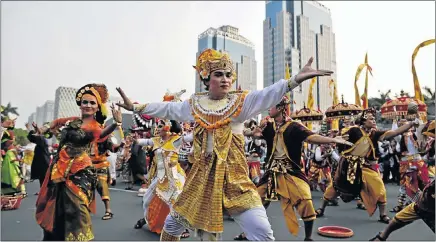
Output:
(109, 188), (138, 193)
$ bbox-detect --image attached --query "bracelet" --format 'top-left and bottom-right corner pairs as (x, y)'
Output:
(116, 122), (122, 126)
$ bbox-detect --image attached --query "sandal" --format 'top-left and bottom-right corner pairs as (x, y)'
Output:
(234, 233), (248, 241)
(315, 208), (325, 217)
(181, 229), (190, 239)
(357, 203), (366, 210)
(102, 212), (114, 220)
(369, 232), (386, 241)
(134, 218), (146, 229)
(378, 215), (390, 224)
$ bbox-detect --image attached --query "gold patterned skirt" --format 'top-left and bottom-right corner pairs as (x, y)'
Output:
(36, 163), (96, 241)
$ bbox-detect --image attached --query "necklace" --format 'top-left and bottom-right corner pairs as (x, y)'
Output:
(191, 91), (247, 130)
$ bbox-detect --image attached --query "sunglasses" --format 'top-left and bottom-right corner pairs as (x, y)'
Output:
(81, 100), (97, 105)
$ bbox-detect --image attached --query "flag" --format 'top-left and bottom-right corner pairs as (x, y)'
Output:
(285, 63), (292, 115)
(307, 77), (317, 110)
(361, 52), (373, 109)
(329, 79), (340, 130)
(412, 39), (435, 102)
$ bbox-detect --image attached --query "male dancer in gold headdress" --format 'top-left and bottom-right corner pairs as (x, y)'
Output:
(116, 48), (333, 241)
(316, 109), (420, 224)
(235, 96), (352, 241)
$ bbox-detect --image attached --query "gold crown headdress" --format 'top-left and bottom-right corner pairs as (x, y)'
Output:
(193, 48), (236, 82)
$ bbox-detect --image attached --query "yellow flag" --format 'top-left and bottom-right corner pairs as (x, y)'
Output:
(354, 63), (366, 106)
(328, 79), (339, 130)
(307, 77), (317, 110)
(285, 63), (291, 114)
(412, 39), (435, 102)
(361, 52), (373, 109)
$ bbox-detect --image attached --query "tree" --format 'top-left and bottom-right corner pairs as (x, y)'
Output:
(423, 86), (435, 118)
(13, 128), (29, 146)
(368, 89), (391, 111)
(1, 102), (19, 118)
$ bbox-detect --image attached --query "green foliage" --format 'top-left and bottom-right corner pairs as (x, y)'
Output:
(13, 128), (29, 146)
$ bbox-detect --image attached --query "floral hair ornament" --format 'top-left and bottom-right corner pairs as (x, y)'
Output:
(75, 84), (109, 118)
(193, 48), (237, 83)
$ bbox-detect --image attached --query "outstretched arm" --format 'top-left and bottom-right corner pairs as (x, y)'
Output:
(381, 120), (417, 141)
(133, 100), (193, 122)
(236, 77), (298, 121)
(306, 134), (353, 146)
(116, 87), (194, 122)
(236, 57), (333, 121)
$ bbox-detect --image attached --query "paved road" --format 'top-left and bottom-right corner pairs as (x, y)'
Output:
(1, 180), (434, 241)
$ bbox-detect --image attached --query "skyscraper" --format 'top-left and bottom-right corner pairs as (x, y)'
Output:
(195, 25), (257, 92)
(54, 87), (81, 119)
(263, 0), (337, 112)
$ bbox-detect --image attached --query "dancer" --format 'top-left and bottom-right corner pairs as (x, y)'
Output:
(369, 179), (435, 241)
(91, 125), (125, 220)
(116, 48), (332, 241)
(35, 83), (122, 241)
(308, 143), (333, 192)
(244, 120), (263, 185)
(390, 119), (430, 213)
(1, 139), (26, 197)
(235, 96), (352, 241)
(134, 119), (190, 238)
(422, 120), (435, 180)
(316, 108), (420, 224)
(26, 122), (51, 191)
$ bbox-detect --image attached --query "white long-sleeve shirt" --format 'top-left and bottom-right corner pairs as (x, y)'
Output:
(133, 77), (299, 154)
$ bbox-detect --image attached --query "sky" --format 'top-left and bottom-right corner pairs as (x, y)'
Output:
(2, 1), (435, 128)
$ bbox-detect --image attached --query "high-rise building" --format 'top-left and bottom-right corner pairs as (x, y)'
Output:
(35, 106), (44, 126)
(27, 112), (36, 125)
(195, 25), (257, 92)
(54, 87), (81, 119)
(263, 1), (337, 112)
(41, 100), (55, 124)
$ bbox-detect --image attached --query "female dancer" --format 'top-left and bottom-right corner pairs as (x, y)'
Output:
(35, 83), (122, 241)
(134, 119), (190, 238)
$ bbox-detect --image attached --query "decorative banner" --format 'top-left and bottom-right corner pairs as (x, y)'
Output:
(354, 63), (366, 106)
(329, 80), (340, 130)
(361, 53), (373, 109)
(354, 53), (373, 107)
(285, 63), (292, 115)
(411, 39), (435, 102)
(307, 77), (317, 110)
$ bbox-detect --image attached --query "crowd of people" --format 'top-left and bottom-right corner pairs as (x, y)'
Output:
(1, 48), (434, 241)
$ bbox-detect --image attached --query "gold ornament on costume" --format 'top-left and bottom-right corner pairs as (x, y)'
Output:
(193, 48), (237, 82)
(190, 91), (247, 130)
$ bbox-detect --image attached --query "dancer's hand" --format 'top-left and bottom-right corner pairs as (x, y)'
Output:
(333, 137), (353, 146)
(111, 103), (123, 123)
(116, 87), (134, 111)
(295, 57), (333, 84)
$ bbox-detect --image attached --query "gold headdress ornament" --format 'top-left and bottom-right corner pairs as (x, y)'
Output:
(75, 84), (109, 123)
(358, 108), (376, 124)
(193, 48), (237, 83)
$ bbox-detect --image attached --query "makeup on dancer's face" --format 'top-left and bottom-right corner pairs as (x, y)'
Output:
(81, 100), (97, 106)
(80, 94), (99, 116)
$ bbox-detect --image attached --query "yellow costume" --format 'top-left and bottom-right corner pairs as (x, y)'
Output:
(132, 48), (301, 240)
